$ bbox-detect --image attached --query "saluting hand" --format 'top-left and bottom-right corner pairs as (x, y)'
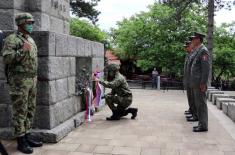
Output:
(23, 41), (31, 51)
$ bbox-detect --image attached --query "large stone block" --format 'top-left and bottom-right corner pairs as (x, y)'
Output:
(84, 39), (92, 57)
(49, 97), (76, 129)
(55, 33), (68, 56)
(208, 91), (224, 101)
(77, 37), (85, 56)
(63, 21), (70, 34)
(212, 94), (229, 105)
(50, 16), (64, 34)
(33, 105), (51, 129)
(0, 9), (14, 30)
(228, 103), (235, 122)
(37, 80), (57, 106)
(222, 102), (229, 115)
(68, 76), (75, 97)
(0, 104), (12, 127)
(14, 0), (26, 10)
(206, 89), (218, 98)
(69, 57), (76, 76)
(216, 98), (235, 110)
(0, 0), (14, 9)
(38, 57), (70, 80)
(92, 41), (104, 58)
(55, 78), (69, 102)
(68, 36), (77, 56)
(32, 31), (56, 56)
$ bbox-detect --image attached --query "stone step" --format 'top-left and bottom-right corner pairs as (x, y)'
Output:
(208, 90), (224, 101)
(222, 102), (229, 115)
(216, 98), (235, 110)
(228, 102), (235, 122)
(212, 94), (230, 105)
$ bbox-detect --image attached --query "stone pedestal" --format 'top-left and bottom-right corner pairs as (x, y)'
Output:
(0, 0), (105, 143)
(212, 94), (229, 105)
(208, 91), (224, 101)
(216, 98), (235, 110)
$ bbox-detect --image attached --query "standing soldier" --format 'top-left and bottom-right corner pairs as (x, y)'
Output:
(2, 13), (43, 154)
(190, 32), (210, 132)
(95, 63), (138, 120)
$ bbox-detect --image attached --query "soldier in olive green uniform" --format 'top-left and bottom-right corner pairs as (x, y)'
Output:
(190, 32), (210, 132)
(2, 13), (42, 154)
(95, 63), (138, 120)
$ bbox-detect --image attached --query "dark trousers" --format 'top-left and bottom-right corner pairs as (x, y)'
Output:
(186, 87), (197, 119)
(193, 88), (208, 129)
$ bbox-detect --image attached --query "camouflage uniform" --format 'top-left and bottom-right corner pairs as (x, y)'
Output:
(99, 64), (137, 120)
(190, 44), (210, 130)
(2, 14), (38, 137)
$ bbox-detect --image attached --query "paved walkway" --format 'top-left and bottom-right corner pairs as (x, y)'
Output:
(3, 89), (235, 155)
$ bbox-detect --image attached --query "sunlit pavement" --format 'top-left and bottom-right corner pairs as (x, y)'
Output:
(3, 89), (235, 155)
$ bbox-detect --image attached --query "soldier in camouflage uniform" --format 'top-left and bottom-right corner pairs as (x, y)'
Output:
(190, 32), (210, 132)
(95, 63), (138, 121)
(2, 13), (42, 154)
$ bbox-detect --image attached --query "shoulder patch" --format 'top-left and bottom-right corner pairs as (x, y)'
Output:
(202, 54), (209, 61)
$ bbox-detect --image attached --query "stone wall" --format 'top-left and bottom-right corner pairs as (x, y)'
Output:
(0, 31), (104, 142)
(0, 0), (70, 34)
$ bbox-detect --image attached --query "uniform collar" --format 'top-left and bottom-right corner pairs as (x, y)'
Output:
(17, 31), (29, 39)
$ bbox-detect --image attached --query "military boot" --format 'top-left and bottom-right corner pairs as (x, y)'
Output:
(25, 134), (43, 147)
(106, 110), (120, 121)
(17, 136), (33, 154)
(129, 108), (138, 119)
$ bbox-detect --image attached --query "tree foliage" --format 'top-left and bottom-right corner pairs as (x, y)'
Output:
(70, 0), (101, 24)
(112, 3), (207, 78)
(70, 18), (106, 43)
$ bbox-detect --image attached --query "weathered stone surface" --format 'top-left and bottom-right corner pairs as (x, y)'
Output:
(69, 57), (76, 76)
(63, 21), (70, 34)
(55, 33), (68, 56)
(32, 31), (56, 56)
(68, 36), (77, 56)
(222, 102), (229, 115)
(0, 9), (14, 30)
(68, 76), (76, 97)
(77, 37), (85, 56)
(84, 39), (92, 57)
(38, 57), (70, 80)
(50, 16), (64, 34)
(0, 0), (14, 9)
(92, 41), (104, 57)
(33, 105), (50, 129)
(0, 104), (12, 127)
(55, 78), (69, 102)
(32, 111), (85, 143)
(50, 97), (75, 129)
(216, 98), (235, 110)
(206, 89), (218, 98)
(228, 102), (235, 122)
(208, 91), (224, 101)
(212, 94), (229, 105)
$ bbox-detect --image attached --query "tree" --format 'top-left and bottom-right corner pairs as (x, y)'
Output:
(70, 18), (106, 42)
(112, 3), (207, 78)
(70, 0), (101, 24)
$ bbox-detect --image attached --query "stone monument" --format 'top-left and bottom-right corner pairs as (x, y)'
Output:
(0, 0), (104, 142)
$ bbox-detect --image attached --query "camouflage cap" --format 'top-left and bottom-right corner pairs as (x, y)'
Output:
(15, 13), (35, 26)
(106, 63), (120, 72)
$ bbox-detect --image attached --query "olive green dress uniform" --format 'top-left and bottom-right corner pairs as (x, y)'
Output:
(2, 31), (38, 137)
(183, 50), (198, 119)
(190, 44), (210, 129)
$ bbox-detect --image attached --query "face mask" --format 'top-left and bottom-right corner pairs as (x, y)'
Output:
(24, 24), (33, 34)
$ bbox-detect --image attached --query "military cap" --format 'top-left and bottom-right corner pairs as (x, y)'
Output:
(188, 36), (194, 41)
(183, 41), (191, 47)
(15, 13), (35, 26)
(191, 32), (206, 39)
(106, 63), (120, 72)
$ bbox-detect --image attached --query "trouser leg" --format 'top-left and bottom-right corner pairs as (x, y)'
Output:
(194, 89), (208, 129)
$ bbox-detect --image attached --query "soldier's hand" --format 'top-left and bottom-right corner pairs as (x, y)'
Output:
(200, 84), (207, 92)
(23, 42), (31, 51)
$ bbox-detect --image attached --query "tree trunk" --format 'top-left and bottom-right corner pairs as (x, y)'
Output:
(207, 0), (214, 86)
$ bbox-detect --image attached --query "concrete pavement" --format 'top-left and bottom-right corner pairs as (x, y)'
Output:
(3, 89), (235, 155)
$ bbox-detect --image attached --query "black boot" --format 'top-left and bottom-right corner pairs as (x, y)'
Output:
(106, 110), (120, 121)
(25, 134), (43, 147)
(17, 136), (33, 154)
(129, 108), (138, 119)
(0, 141), (8, 155)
